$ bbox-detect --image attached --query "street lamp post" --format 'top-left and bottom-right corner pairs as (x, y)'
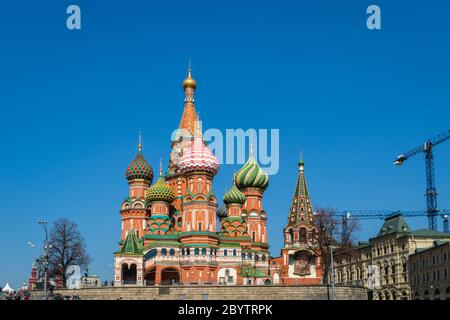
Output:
(37, 221), (48, 300)
(330, 242), (336, 300)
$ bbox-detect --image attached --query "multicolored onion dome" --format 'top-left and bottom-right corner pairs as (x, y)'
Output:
(178, 137), (219, 174)
(223, 185), (246, 205)
(217, 204), (228, 219)
(234, 155), (269, 190)
(125, 152), (154, 182)
(146, 176), (175, 203)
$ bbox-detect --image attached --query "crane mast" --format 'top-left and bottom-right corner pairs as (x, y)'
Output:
(394, 129), (450, 231)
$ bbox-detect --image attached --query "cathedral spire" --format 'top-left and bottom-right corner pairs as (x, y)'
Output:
(288, 153), (313, 226)
(179, 64), (198, 134)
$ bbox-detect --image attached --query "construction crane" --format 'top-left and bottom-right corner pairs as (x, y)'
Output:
(393, 129), (450, 231)
(336, 210), (450, 238)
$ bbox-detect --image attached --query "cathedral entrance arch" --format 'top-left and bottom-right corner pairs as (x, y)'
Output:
(122, 263), (137, 285)
(144, 268), (156, 286)
(273, 273), (280, 285)
(161, 267), (180, 285)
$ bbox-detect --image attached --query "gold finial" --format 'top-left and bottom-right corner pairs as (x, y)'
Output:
(182, 62), (197, 89)
(159, 158), (163, 177)
(249, 136), (254, 158)
(138, 131), (142, 153)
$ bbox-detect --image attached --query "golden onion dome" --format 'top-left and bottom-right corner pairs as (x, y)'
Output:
(182, 67), (196, 89)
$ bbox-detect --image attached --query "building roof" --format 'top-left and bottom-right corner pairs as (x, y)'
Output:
(234, 150), (269, 190)
(286, 156), (314, 227)
(118, 229), (142, 255)
(412, 240), (449, 255)
(146, 164), (175, 203)
(377, 213), (411, 237)
(410, 229), (450, 238)
(125, 148), (154, 182)
(223, 184), (246, 206)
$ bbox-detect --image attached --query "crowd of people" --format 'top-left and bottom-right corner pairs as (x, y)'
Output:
(0, 286), (31, 300)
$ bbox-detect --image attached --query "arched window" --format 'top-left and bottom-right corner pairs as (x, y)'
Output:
(288, 229), (294, 243)
(194, 248), (199, 255)
(248, 253), (253, 259)
(145, 249), (157, 260)
(169, 249), (175, 256)
(186, 248), (191, 255)
(242, 252), (246, 259)
(201, 248), (207, 256)
(224, 249), (228, 256)
(299, 228), (307, 243)
(233, 249), (237, 256)
(161, 248), (167, 256)
(262, 255), (266, 261)
(255, 254), (259, 261)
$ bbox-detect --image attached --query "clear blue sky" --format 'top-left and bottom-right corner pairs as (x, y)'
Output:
(0, 0), (449, 288)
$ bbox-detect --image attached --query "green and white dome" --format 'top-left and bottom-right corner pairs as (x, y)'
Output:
(234, 155), (269, 190)
(223, 185), (246, 205)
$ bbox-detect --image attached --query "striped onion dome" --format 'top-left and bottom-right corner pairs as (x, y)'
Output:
(146, 176), (175, 203)
(217, 204), (228, 219)
(223, 185), (246, 205)
(125, 150), (154, 182)
(178, 136), (219, 175)
(234, 155), (269, 190)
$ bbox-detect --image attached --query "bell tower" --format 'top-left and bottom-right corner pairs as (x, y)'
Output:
(120, 134), (153, 241)
(166, 66), (199, 212)
(280, 153), (322, 285)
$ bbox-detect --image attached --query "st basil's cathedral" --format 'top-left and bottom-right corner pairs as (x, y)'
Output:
(113, 69), (323, 286)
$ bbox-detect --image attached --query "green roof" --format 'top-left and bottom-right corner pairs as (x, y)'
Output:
(410, 229), (450, 237)
(118, 229), (143, 255)
(377, 213), (410, 236)
(143, 241), (181, 250)
(145, 234), (179, 240)
(180, 231), (219, 237)
(286, 158), (314, 227)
